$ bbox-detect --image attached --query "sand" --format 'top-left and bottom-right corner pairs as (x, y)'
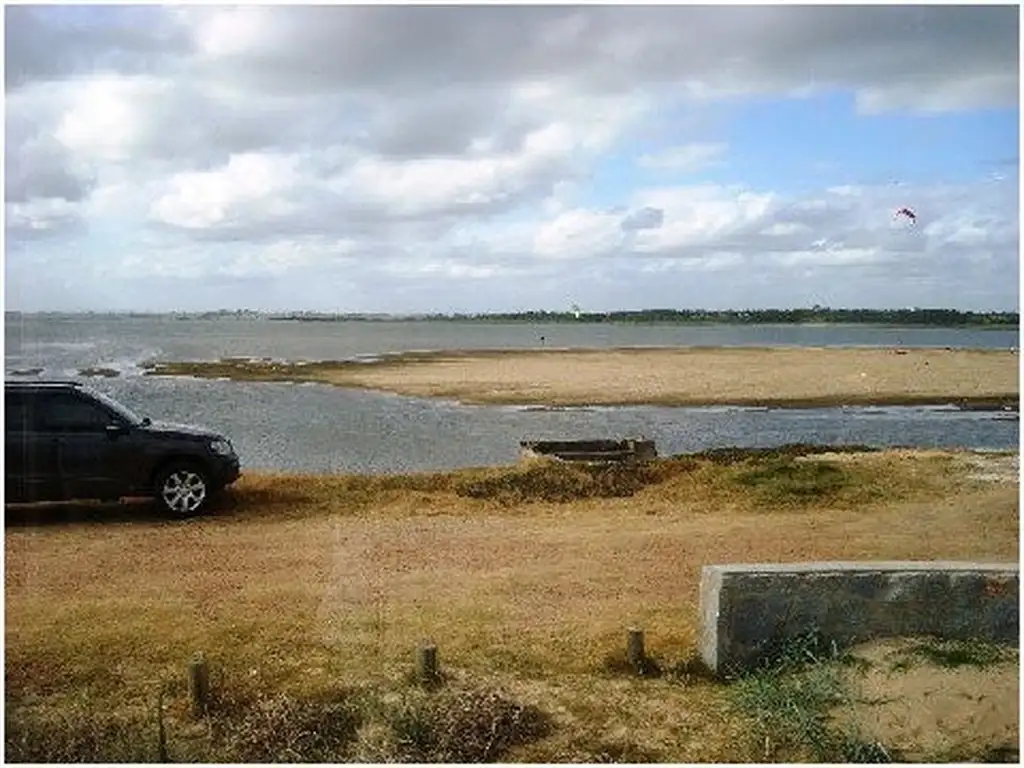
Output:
(316, 346), (1019, 407)
(834, 637), (1019, 762)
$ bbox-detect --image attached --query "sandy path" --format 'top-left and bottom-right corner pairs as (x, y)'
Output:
(324, 347), (1019, 407)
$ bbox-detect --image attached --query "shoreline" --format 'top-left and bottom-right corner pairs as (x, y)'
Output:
(4, 447), (1020, 493)
(139, 345), (1020, 410)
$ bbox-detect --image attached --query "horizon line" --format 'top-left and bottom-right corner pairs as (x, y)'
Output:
(3, 307), (1019, 317)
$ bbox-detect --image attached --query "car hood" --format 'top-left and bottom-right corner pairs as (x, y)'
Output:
(143, 420), (224, 440)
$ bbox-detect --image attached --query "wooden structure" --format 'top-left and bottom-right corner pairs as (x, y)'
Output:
(518, 437), (657, 464)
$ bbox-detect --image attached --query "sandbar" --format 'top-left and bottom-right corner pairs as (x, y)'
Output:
(145, 346), (1020, 409)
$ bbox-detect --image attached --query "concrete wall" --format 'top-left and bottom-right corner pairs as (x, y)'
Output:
(699, 561), (1019, 676)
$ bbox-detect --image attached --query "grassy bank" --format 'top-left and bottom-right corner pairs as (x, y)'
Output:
(5, 447), (1019, 762)
(138, 346), (1020, 409)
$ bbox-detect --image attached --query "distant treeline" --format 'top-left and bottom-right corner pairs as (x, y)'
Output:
(416, 308), (1019, 327)
(12, 308), (1014, 328)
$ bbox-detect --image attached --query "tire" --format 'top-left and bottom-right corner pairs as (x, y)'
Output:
(155, 462), (211, 517)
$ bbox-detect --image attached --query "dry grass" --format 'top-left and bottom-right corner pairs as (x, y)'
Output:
(143, 346), (1020, 408)
(5, 447), (1019, 762)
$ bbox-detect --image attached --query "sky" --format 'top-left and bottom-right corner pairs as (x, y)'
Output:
(3, 3), (1020, 314)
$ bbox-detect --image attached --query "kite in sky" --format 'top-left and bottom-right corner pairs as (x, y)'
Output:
(894, 207), (917, 224)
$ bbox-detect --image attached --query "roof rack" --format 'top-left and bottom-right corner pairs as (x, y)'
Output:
(5, 380), (82, 387)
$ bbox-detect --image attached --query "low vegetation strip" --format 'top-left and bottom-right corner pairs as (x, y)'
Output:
(261, 307), (1020, 326)
(4, 678), (554, 763)
(5, 447), (1018, 762)
(141, 346), (1019, 409)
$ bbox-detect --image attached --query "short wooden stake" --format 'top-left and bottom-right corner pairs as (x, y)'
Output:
(416, 642), (439, 685)
(188, 653), (210, 718)
(627, 627), (646, 673)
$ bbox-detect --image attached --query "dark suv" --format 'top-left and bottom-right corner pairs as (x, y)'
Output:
(5, 381), (240, 515)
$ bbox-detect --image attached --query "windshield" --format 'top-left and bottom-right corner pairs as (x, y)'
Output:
(90, 389), (146, 426)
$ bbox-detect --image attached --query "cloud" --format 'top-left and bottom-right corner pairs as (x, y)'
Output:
(620, 207), (665, 231)
(4, 5), (1018, 312)
(54, 75), (174, 163)
(170, 6), (1017, 110)
(4, 133), (95, 205)
(533, 208), (626, 260)
(4, 5), (192, 91)
(5, 197), (87, 241)
(341, 122), (578, 217)
(149, 152), (304, 230)
(638, 143), (728, 173)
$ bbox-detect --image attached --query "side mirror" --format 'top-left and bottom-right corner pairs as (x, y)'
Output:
(141, 417), (152, 427)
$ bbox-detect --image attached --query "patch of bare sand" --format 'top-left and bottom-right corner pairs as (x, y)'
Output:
(835, 638), (1019, 761)
(801, 449), (1020, 485)
(324, 346), (1018, 406)
(950, 451), (1021, 484)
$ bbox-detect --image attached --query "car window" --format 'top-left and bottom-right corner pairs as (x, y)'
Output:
(34, 393), (117, 433)
(89, 389), (145, 426)
(5, 393), (28, 432)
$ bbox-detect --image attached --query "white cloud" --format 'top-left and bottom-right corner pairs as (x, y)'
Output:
(4, 5), (1018, 312)
(533, 209), (625, 259)
(379, 259), (510, 280)
(340, 124), (573, 217)
(762, 222), (811, 237)
(190, 6), (277, 59)
(54, 75), (169, 163)
(638, 143), (728, 172)
(221, 239), (356, 278)
(150, 153), (303, 229)
(630, 186), (778, 253)
(637, 252), (746, 274)
(855, 73), (1016, 115)
(775, 247), (885, 267)
(6, 197), (84, 236)
(96, 236), (357, 282)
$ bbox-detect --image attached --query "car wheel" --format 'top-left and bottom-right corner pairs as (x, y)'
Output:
(155, 462), (210, 517)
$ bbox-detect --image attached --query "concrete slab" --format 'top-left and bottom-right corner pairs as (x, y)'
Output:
(699, 561), (1019, 676)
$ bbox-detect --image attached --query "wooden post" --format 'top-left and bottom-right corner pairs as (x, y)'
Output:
(626, 627), (646, 673)
(188, 653), (210, 718)
(416, 641), (438, 685)
(156, 685), (169, 762)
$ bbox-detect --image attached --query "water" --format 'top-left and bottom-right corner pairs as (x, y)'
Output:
(4, 315), (1018, 371)
(4, 315), (1019, 473)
